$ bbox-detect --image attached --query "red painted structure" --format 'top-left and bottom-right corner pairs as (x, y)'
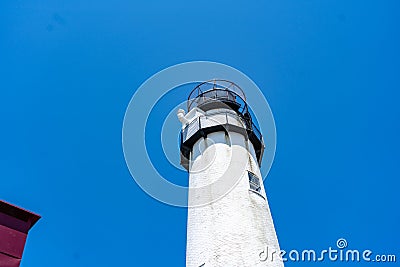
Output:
(0, 200), (40, 267)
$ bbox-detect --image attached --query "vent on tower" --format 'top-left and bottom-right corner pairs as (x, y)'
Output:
(248, 172), (261, 192)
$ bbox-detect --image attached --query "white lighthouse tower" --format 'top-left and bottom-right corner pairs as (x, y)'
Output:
(178, 80), (283, 267)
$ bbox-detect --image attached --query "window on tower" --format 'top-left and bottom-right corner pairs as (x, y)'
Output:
(248, 171), (261, 193)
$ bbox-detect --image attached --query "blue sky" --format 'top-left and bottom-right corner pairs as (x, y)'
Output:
(1, 1), (399, 266)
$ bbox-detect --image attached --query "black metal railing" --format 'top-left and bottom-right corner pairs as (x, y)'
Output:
(179, 111), (262, 145)
(180, 80), (265, 168)
(187, 80), (246, 112)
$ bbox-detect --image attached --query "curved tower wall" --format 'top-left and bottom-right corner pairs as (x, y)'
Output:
(182, 109), (283, 267)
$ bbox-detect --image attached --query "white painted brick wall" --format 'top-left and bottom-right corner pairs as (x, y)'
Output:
(185, 111), (284, 267)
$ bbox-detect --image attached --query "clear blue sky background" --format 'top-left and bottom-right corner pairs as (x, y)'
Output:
(1, 1), (399, 266)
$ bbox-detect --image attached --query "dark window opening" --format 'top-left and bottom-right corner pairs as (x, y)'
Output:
(248, 171), (261, 192)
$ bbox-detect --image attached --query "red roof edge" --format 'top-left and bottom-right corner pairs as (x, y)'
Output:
(0, 200), (41, 233)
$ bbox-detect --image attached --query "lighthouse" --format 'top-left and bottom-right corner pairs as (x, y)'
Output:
(178, 80), (283, 267)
